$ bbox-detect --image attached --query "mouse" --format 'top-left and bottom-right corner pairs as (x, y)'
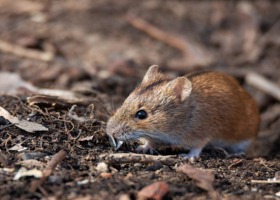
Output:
(106, 65), (260, 158)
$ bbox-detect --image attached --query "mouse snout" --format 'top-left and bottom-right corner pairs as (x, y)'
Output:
(107, 134), (124, 150)
(106, 120), (125, 150)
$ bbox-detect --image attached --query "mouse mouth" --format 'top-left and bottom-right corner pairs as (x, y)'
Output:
(108, 135), (124, 150)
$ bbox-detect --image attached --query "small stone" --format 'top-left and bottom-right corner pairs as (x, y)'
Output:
(118, 194), (131, 200)
(48, 175), (62, 184)
(145, 162), (163, 171)
(133, 163), (142, 167)
(125, 172), (133, 179)
(96, 162), (109, 173)
(100, 172), (112, 178)
(138, 181), (169, 200)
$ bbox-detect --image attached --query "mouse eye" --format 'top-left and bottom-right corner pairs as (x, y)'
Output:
(135, 110), (147, 120)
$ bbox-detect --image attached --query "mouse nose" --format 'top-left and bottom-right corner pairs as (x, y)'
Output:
(108, 134), (124, 150)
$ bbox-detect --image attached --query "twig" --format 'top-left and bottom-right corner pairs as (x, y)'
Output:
(30, 150), (67, 193)
(124, 14), (190, 54)
(0, 39), (54, 62)
(99, 153), (177, 166)
(246, 72), (280, 101)
(251, 179), (280, 184)
(228, 159), (243, 169)
(124, 14), (214, 69)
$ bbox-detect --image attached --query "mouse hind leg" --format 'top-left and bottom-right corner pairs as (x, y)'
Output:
(212, 139), (252, 156)
(226, 140), (252, 154)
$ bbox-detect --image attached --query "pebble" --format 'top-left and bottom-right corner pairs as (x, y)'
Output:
(96, 162), (109, 173)
(100, 172), (112, 178)
(137, 181), (169, 200)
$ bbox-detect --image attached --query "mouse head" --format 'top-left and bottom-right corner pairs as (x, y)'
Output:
(106, 65), (192, 149)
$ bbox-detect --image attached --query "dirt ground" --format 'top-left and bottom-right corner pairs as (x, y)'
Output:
(0, 1), (280, 199)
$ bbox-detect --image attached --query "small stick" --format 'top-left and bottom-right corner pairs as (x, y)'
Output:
(228, 159), (243, 169)
(251, 180), (280, 184)
(246, 72), (280, 101)
(124, 15), (189, 54)
(30, 150), (67, 193)
(0, 39), (54, 62)
(99, 153), (177, 166)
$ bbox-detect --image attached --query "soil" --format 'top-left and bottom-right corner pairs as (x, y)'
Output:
(0, 1), (280, 199)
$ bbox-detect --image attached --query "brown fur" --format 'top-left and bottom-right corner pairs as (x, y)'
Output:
(106, 66), (260, 152)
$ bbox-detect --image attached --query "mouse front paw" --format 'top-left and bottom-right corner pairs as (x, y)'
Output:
(179, 148), (202, 161)
(136, 142), (155, 154)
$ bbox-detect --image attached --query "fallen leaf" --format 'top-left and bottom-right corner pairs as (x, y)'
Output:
(137, 181), (169, 200)
(176, 164), (221, 199)
(177, 164), (215, 192)
(13, 167), (43, 180)
(0, 168), (14, 174)
(9, 143), (27, 152)
(0, 72), (37, 95)
(0, 106), (48, 133)
(0, 72), (93, 105)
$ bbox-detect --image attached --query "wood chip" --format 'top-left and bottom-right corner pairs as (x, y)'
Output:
(0, 39), (54, 62)
(13, 167), (43, 180)
(251, 180), (280, 184)
(246, 72), (280, 101)
(124, 14), (214, 69)
(99, 153), (177, 166)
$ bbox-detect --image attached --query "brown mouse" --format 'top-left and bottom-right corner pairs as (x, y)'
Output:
(106, 65), (260, 158)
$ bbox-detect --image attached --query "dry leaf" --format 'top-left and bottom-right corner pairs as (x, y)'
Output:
(9, 143), (27, 152)
(0, 106), (48, 133)
(177, 164), (214, 192)
(137, 181), (169, 200)
(0, 72), (92, 105)
(0, 168), (14, 174)
(13, 167), (43, 180)
(176, 164), (221, 199)
(0, 72), (37, 95)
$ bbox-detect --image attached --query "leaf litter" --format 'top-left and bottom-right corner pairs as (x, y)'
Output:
(0, 106), (48, 133)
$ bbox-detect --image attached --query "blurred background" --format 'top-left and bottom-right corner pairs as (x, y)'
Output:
(0, 0), (279, 153)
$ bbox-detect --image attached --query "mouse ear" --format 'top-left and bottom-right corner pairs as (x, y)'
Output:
(167, 77), (192, 101)
(142, 65), (160, 83)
